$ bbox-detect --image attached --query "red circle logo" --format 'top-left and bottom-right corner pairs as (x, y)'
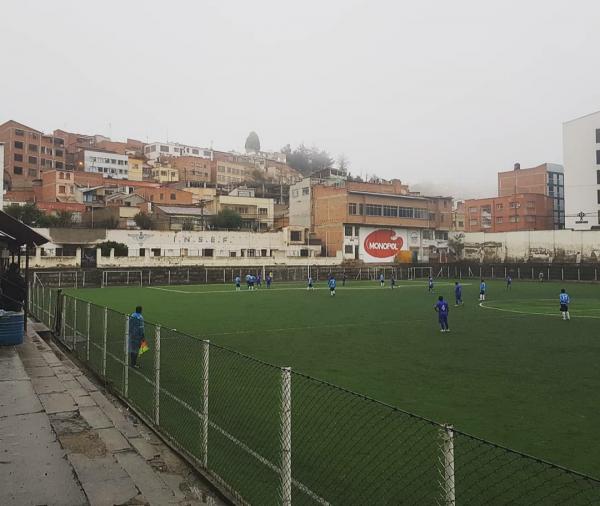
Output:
(364, 229), (404, 258)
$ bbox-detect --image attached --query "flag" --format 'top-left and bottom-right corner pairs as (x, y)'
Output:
(139, 339), (149, 356)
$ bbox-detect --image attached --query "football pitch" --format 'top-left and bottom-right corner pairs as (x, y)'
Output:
(68, 278), (600, 478)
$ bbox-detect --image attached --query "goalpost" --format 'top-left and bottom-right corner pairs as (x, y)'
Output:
(102, 270), (143, 288)
(407, 266), (433, 280)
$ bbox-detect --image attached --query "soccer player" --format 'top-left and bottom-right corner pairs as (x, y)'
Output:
(245, 274), (251, 290)
(249, 275), (256, 291)
(256, 274), (262, 288)
(390, 275), (396, 289)
(342, 273), (347, 286)
(328, 276), (336, 296)
(434, 295), (450, 332)
(234, 275), (241, 291)
(539, 271), (544, 283)
(128, 306), (145, 368)
(307, 276), (314, 290)
(506, 274), (512, 290)
(454, 281), (463, 306)
(560, 288), (571, 320)
(479, 279), (486, 301)
(428, 276), (434, 293)
(266, 273), (272, 288)
(379, 273), (385, 287)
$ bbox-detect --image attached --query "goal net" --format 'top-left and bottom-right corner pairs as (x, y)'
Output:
(407, 267), (433, 280)
(102, 270), (143, 288)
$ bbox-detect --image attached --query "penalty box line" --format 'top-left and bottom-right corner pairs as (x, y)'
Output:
(148, 282), (472, 295)
(479, 302), (600, 319)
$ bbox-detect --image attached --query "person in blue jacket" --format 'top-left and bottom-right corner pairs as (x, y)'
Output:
(128, 306), (145, 368)
(328, 276), (336, 296)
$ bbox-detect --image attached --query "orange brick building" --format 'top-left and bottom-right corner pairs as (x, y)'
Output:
(464, 193), (554, 232)
(310, 180), (452, 260)
(135, 186), (194, 206)
(0, 120), (66, 189)
(161, 156), (215, 185)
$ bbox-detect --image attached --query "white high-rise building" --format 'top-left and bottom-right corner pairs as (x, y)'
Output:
(144, 142), (212, 161)
(564, 110), (600, 229)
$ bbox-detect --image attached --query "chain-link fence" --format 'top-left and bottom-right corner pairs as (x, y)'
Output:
(29, 284), (600, 505)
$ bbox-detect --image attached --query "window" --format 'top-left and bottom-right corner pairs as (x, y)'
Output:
(422, 229), (433, 239)
(14, 153), (23, 162)
(14, 141), (23, 149)
(59, 172), (65, 179)
(365, 204), (382, 216)
(469, 219), (478, 225)
(383, 205), (398, 217)
(597, 189), (600, 204)
(55, 162), (63, 169)
(435, 231), (448, 240)
(348, 203), (357, 215)
(258, 208), (268, 215)
(59, 185), (66, 194)
(28, 156), (37, 164)
(160, 145), (169, 152)
(358, 204), (364, 215)
(218, 165), (225, 172)
(597, 129), (600, 144)
(526, 216), (535, 222)
(597, 150), (600, 165)
(496, 203), (503, 210)
(429, 213), (436, 221)
(398, 207), (414, 218)
(192, 148), (199, 155)
(290, 231), (301, 241)
(496, 217), (503, 224)
(414, 208), (428, 219)
(345, 245), (353, 254)
(509, 201), (519, 209)
(302, 187), (310, 195)
(527, 201), (535, 209)
(458, 220), (464, 227)
(509, 216), (520, 223)
(597, 170), (600, 185)
(247, 249), (255, 257)
(28, 144), (37, 152)
(170, 193), (176, 200)
(15, 129), (24, 136)
(344, 225), (353, 236)
(13, 166), (23, 175)
(469, 207), (477, 213)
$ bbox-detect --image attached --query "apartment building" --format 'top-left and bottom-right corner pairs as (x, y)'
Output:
(451, 201), (465, 231)
(498, 162), (564, 229)
(563, 110), (600, 229)
(150, 164), (179, 183)
(205, 193), (275, 231)
(144, 142), (212, 161)
(309, 180), (451, 260)
(215, 159), (253, 185)
(0, 120), (66, 189)
(74, 149), (129, 179)
(163, 156), (214, 185)
(127, 157), (144, 181)
(464, 193), (554, 232)
(136, 186), (194, 206)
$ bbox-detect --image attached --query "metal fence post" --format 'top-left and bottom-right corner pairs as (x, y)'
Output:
(86, 302), (91, 362)
(280, 366), (292, 506)
(72, 299), (77, 352)
(441, 424), (456, 506)
(124, 315), (129, 397)
(102, 307), (108, 377)
(61, 296), (66, 343)
(154, 326), (161, 426)
(561, 267), (564, 281)
(202, 340), (210, 468)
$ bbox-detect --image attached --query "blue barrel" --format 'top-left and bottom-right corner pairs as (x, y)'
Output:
(0, 313), (24, 345)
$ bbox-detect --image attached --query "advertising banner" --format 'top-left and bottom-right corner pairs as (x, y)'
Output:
(358, 227), (410, 263)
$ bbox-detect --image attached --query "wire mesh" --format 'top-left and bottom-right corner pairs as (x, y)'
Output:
(35, 290), (600, 506)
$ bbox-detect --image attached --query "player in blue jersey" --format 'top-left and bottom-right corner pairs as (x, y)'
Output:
(434, 295), (450, 332)
(454, 281), (463, 306)
(234, 275), (241, 291)
(256, 274), (262, 288)
(506, 274), (512, 290)
(248, 275), (256, 290)
(560, 288), (570, 320)
(266, 273), (272, 288)
(479, 279), (486, 301)
(428, 276), (434, 293)
(307, 276), (314, 290)
(328, 276), (336, 296)
(379, 273), (385, 287)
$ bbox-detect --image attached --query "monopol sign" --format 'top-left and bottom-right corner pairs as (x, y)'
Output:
(358, 227), (408, 263)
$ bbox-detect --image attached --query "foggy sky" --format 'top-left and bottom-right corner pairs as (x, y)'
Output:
(2, 0), (600, 199)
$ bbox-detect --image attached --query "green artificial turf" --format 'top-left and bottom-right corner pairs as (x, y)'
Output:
(64, 278), (600, 503)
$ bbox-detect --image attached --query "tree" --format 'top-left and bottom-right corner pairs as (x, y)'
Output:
(337, 154), (350, 173)
(134, 212), (154, 230)
(53, 211), (74, 227)
(245, 131), (261, 153)
(5, 203), (44, 226)
(250, 168), (269, 183)
(212, 208), (242, 230)
(284, 144), (334, 177)
(448, 233), (465, 259)
(97, 241), (128, 257)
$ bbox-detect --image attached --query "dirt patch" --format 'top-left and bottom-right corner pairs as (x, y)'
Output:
(49, 411), (90, 435)
(60, 430), (107, 458)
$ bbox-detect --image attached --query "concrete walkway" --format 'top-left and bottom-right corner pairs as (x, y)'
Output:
(0, 326), (227, 506)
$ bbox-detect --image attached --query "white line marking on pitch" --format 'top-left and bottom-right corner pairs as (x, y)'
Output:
(148, 282), (472, 295)
(479, 302), (600, 319)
